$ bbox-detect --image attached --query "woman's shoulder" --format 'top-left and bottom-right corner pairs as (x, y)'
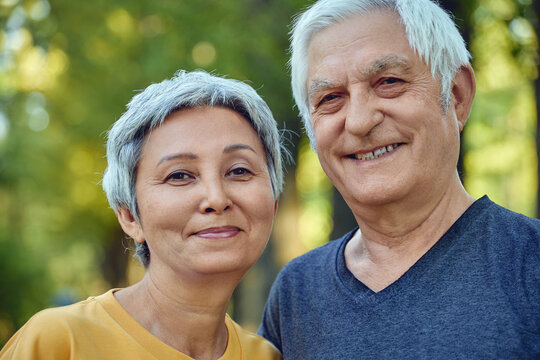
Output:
(0, 290), (115, 359)
(25, 289), (114, 327)
(0, 305), (79, 359)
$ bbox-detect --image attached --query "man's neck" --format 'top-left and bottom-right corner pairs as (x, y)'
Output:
(344, 183), (474, 292)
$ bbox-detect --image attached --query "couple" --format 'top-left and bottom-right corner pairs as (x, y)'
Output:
(2, 0), (539, 359)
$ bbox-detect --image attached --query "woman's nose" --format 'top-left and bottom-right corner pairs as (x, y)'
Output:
(199, 179), (232, 214)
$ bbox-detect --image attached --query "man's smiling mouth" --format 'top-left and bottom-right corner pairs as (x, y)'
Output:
(347, 143), (402, 161)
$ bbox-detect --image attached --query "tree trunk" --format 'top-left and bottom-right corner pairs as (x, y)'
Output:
(330, 188), (357, 240)
(439, 0), (474, 182)
(101, 227), (130, 288)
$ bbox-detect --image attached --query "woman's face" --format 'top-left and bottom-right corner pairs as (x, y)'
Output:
(120, 106), (277, 277)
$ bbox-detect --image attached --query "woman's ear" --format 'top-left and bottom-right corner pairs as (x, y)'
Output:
(116, 208), (145, 243)
(451, 65), (476, 132)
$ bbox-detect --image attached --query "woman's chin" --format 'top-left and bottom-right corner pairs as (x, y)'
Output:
(181, 256), (257, 279)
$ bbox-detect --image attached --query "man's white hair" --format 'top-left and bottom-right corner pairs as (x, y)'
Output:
(290, 0), (471, 148)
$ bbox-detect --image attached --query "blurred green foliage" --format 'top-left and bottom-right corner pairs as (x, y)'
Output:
(0, 0), (306, 342)
(0, 0), (537, 346)
(464, 0), (538, 215)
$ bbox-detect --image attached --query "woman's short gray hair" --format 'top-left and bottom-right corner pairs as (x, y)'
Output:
(102, 70), (285, 267)
(290, 0), (471, 148)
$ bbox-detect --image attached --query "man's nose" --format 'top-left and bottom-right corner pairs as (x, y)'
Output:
(344, 92), (383, 137)
(199, 178), (232, 214)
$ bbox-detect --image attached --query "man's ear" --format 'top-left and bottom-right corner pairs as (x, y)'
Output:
(451, 65), (476, 132)
(116, 208), (144, 244)
(273, 198), (279, 217)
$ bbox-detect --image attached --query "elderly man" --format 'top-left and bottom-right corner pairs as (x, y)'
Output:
(259, 0), (540, 358)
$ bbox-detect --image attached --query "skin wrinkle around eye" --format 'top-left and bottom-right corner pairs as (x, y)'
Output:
(308, 55), (413, 110)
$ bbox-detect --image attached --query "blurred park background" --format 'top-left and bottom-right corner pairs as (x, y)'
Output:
(0, 0), (538, 345)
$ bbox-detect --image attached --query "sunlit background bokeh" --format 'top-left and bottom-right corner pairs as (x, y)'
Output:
(0, 0), (538, 344)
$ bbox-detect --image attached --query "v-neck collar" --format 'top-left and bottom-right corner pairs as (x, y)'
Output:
(334, 196), (492, 306)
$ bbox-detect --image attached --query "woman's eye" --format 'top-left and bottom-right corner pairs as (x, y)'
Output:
(228, 167), (253, 177)
(166, 171), (193, 182)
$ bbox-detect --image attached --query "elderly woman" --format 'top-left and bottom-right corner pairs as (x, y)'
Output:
(0, 70), (283, 359)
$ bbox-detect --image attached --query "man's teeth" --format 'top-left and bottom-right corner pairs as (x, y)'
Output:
(354, 144), (398, 160)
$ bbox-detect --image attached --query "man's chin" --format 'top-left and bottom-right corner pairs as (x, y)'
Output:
(339, 182), (411, 210)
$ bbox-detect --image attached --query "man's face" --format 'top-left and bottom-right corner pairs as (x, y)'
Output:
(306, 10), (464, 213)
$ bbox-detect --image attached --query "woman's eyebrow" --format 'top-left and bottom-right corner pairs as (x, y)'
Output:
(158, 152), (198, 165)
(157, 144), (256, 167)
(223, 144), (256, 154)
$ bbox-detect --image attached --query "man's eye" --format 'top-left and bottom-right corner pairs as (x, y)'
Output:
(381, 77), (402, 85)
(318, 94), (340, 106)
(375, 78), (407, 98)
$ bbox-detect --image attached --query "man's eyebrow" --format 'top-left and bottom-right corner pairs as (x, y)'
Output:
(223, 144), (256, 154)
(361, 55), (411, 77)
(158, 152), (198, 165)
(309, 80), (338, 104)
(308, 55), (411, 103)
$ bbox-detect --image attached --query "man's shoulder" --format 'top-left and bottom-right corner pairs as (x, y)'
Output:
(461, 197), (540, 289)
(473, 197), (540, 247)
(483, 197), (540, 224)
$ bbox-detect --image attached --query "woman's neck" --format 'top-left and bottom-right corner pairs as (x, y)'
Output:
(114, 270), (238, 359)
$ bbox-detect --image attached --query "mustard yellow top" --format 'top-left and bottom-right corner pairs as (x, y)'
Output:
(0, 289), (281, 360)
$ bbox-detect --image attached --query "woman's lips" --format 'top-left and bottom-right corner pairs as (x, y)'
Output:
(193, 226), (241, 239)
